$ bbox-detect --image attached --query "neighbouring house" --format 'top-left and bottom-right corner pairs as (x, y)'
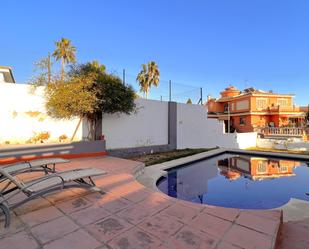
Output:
(206, 86), (307, 136)
(0, 66), (15, 83)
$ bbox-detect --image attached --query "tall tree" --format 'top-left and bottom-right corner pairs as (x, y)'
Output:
(136, 61), (160, 99)
(52, 38), (76, 81)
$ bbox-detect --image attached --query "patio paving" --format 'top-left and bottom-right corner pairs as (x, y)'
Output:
(0, 156), (288, 248)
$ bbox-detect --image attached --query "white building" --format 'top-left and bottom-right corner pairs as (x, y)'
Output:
(0, 66), (15, 83)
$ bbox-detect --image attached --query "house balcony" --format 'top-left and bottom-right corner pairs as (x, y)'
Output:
(257, 127), (308, 138)
(267, 105), (301, 113)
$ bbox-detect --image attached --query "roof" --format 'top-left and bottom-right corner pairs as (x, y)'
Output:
(0, 66), (15, 83)
(0, 66), (13, 70)
(215, 87), (295, 102)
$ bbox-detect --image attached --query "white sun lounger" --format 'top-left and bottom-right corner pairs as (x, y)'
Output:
(0, 158), (70, 177)
(0, 167), (106, 227)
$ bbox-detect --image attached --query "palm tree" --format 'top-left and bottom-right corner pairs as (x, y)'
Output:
(136, 61), (160, 99)
(52, 38), (76, 81)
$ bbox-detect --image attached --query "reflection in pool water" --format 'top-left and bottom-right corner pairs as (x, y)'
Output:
(157, 153), (309, 209)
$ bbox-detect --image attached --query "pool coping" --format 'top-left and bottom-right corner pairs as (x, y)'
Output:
(136, 147), (309, 222)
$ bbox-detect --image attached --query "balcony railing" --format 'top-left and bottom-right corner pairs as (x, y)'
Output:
(257, 127), (306, 137)
(266, 105), (301, 112)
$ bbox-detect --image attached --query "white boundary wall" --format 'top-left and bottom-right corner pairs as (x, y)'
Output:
(176, 103), (257, 149)
(0, 84), (257, 150)
(102, 99), (169, 149)
(0, 83), (83, 144)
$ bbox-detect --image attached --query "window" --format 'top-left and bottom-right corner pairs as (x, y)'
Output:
(236, 100), (249, 110)
(257, 161), (267, 174)
(256, 98), (267, 109)
(277, 99), (288, 107)
(224, 104), (229, 113)
(239, 116), (246, 125)
(280, 164), (288, 173)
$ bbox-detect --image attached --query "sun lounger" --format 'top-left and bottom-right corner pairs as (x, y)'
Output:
(0, 158), (70, 177)
(0, 167), (106, 227)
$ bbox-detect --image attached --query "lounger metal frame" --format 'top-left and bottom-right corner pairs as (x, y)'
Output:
(0, 169), (105, 228)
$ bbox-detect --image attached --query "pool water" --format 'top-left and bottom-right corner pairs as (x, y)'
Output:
(157, 153), (309, 209)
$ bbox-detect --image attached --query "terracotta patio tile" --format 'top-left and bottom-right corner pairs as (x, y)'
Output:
(138, 192), (175, 213)
(70, 187), (93, 196)
(0, 213), (27, 237)
(44, 189), (78, 204)
(102, 197), (132, 213)
(176, 199), (206, 212)
(108, 227), (161, 249)
(85, 192), (132, 213)
(189, 212), (232, 238)
(203, 206), (240, 222)
(161, 203), (200, 224)
(69, 205), (110, 226)
(280, 221), (309, 244)
(223, 224), (273, 249)
(242, 209), (282, 221)
(122, 188), (151, 203)
(216, 241), (242, 249)
(95, 173), (135, 190)
(235, 212), (280, 236)
(43, 229), (101, 249)
(96, 246), (113, 249)
(280, 237), (309, 249)
(0, 231), (38, 249)
(85, 215), (133, 242)
(55, 196), (92, 214)
(14, 197), (52, 215)
(293, 218), (309, 228)
(138, 214), (184, 241)
(157, 245), (172, 249)
(116, 203), (156, 225)
(20, 205), (63, 227)
(31, 216), (79, 244)
(113, 180), (145, 192)
(108, 181), (150, 200)
(172, 226), (218, 249)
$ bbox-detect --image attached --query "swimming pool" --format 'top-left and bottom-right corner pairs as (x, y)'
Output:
(157, 153), (309, 209)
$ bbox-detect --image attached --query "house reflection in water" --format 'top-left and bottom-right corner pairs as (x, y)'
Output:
(218, 156), (301, 181)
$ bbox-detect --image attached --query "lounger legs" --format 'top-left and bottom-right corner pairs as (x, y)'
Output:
(0, 203), (11, 228)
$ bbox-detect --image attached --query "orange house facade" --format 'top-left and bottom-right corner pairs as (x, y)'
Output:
(218, 156), (300, 181)
(206, 86), (307, 133)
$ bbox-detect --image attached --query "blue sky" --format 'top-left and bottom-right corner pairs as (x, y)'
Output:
(1, 0), (309, 105)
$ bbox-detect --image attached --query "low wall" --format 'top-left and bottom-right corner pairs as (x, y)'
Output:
(0, 83), (84, 145)
(0, 140), (106, 164)
(257, 138), (309, 151)
(235, 132), (258, 149)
